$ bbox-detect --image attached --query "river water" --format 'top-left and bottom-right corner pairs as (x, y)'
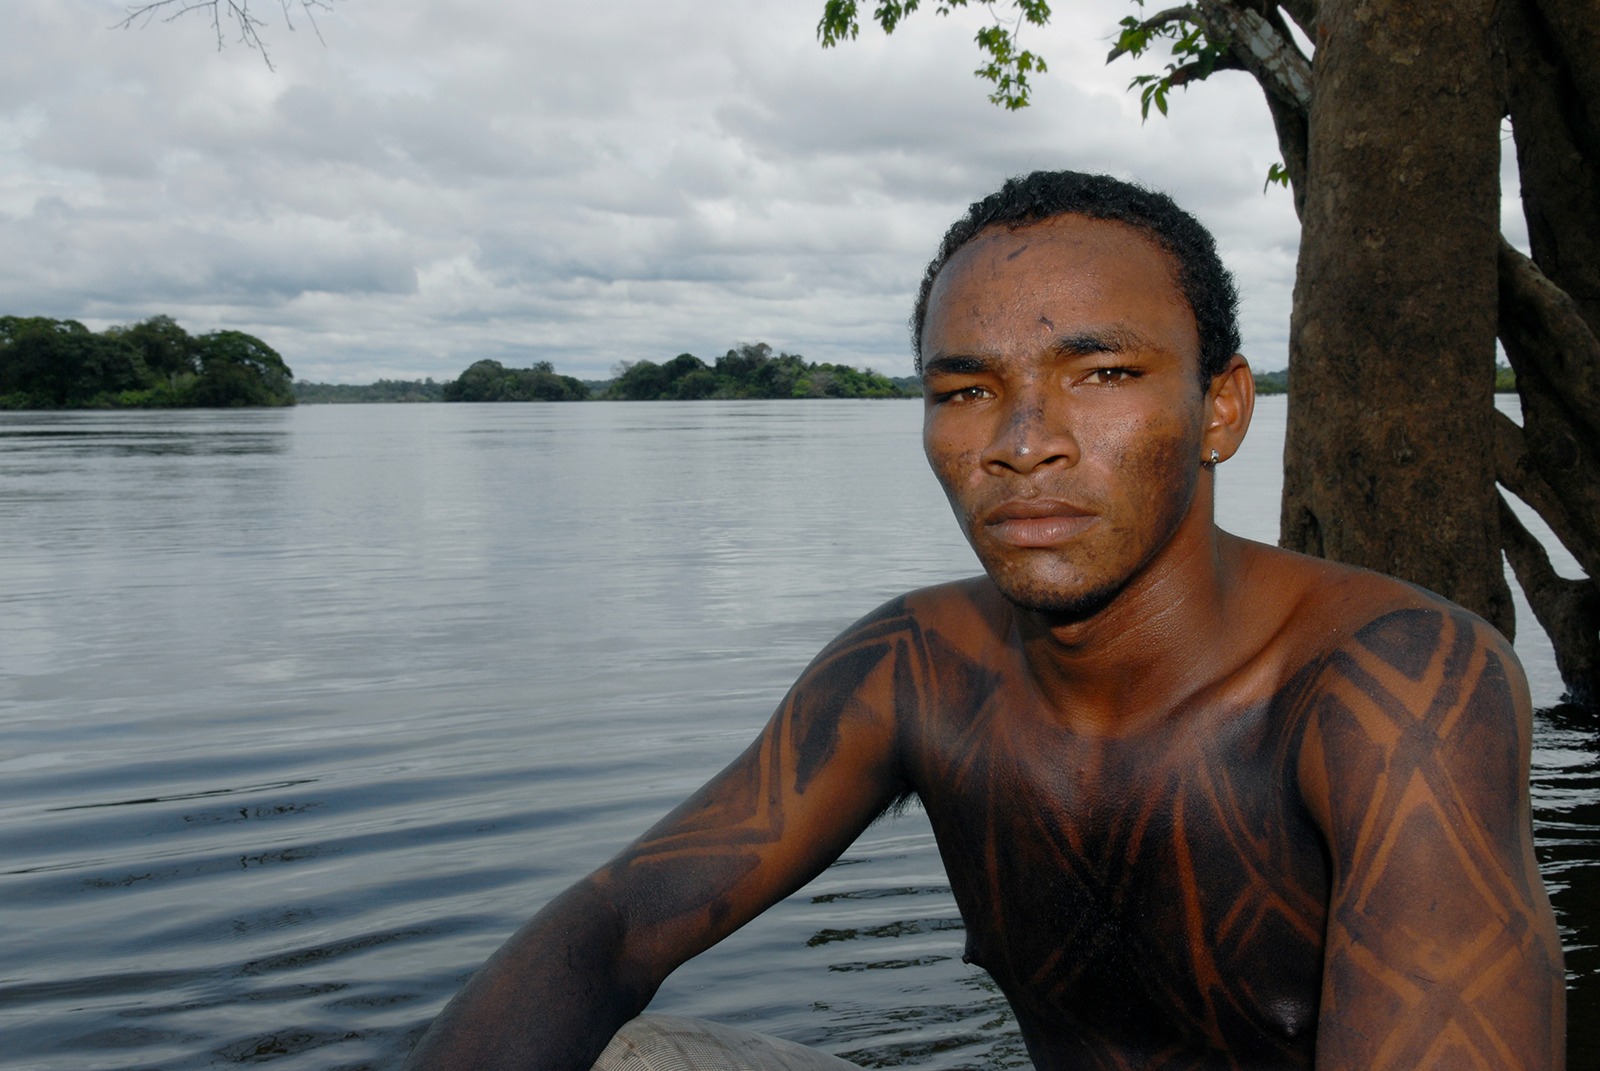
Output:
(0, 397), (1593, 1069)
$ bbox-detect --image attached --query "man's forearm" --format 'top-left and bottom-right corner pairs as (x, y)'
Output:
(402, 879), (656, 1071)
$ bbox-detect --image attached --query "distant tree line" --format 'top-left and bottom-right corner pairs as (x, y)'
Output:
(606, 343), (915, 400)
(296, 378), (447, 403)
(1254, 369), (1287, 396)
(292, 347), (1458, 406)
(0, 315), (294, 409)
(443, 360), (590, 402)
(410, 344), (917, 403)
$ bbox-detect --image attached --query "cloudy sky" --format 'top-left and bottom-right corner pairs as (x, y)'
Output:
(0, 1), (1454, 383)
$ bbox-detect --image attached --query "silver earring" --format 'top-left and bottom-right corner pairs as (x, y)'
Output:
(1204, 449), (1219, 468)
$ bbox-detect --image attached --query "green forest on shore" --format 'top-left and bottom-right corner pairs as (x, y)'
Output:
(1, 316), (295, 409)
(416, 343), (920, 403)
(297, 342), (925, 402)
(0, 314), (1517, 409)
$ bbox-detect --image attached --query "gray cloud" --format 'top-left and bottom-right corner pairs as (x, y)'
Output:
(1, 0), (1311, 383)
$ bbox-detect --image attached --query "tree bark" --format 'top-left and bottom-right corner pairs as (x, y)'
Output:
(1281, 0), (1513, 637)
(1501, 0), (1600, 334)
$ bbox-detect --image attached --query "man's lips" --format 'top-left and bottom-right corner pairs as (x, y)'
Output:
(980, 498), (1096, 548)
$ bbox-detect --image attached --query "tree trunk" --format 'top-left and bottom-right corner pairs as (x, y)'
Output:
(1503, 0), (1600, 328)
(1280, 0), (1513, 638)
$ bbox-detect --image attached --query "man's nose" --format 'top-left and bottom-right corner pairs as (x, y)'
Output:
(982, 395), (1077, 474)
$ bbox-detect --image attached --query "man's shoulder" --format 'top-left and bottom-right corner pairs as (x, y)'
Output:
(1239, 538), (1518, 674)
(809, 578), (1012, 692)
(1241, 543), (1532, 790)
(1228, 541), (1531, 776)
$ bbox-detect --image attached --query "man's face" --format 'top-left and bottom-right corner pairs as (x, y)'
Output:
(920, 214), (1210, 619)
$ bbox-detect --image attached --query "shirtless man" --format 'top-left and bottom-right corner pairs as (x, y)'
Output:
(403, 171), (1565, 1070)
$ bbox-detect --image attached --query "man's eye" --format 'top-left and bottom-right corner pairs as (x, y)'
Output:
(933, 385), (990, 404)
(1091, 367), (1136, 385)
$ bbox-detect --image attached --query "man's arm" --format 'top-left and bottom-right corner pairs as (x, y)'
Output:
(1299, 605), (1566, 1070)
(401, 599), (918, 1071)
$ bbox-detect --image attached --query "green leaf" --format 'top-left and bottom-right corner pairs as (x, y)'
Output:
(1115, 19), (1152, 57)
(816, 0), (861, 46)
(817, 0), (1053, 110)
(1106, 8), (1225, 122)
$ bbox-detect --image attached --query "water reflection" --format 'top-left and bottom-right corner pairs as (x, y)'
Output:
(0, 410), (290, 459)
(1532, 701), (1600, 1067)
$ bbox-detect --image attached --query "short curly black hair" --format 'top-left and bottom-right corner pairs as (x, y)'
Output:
(911, 171), (1241, 385)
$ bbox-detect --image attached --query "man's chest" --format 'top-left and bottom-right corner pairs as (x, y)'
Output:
(909, 696), (1329, 1065)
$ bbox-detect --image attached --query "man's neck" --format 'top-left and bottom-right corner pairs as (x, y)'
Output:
(1011, 524), (1241, 736)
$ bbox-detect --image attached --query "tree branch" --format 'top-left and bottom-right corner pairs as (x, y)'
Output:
(1167, 54), (1246, 85)
(117, 0), (334, 69)
(1494, 409), (1599, 580)
(1499, 493), (1600, 707)
(1500, 237), (1600, 432)
(1502, 0), (1600, 331)
(1498, 239), (1600, 634)
(1529, 0), (1600, 128)
(1106, 7), (1202, 64)
(1197, 0), (1311, 110)
(1260, 80), (1309, 216)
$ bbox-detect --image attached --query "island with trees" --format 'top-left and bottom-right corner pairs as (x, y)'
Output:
(442, 359), (592, 402)
(601, 343), (915, 400)
(297, 343), (919, 404)
(0, 315), (295, 409)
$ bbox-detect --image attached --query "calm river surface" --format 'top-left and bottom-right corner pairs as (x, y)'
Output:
(1, 397), (1594, 1069)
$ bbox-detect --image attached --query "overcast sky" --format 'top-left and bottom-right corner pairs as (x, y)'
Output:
(0, 1), (1520, 383)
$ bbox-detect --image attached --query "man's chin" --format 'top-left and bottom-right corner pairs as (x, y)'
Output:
(989, 574), (1128, 624)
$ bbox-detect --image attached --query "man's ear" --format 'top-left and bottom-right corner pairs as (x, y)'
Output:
(1201, 354), (1255, 465)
